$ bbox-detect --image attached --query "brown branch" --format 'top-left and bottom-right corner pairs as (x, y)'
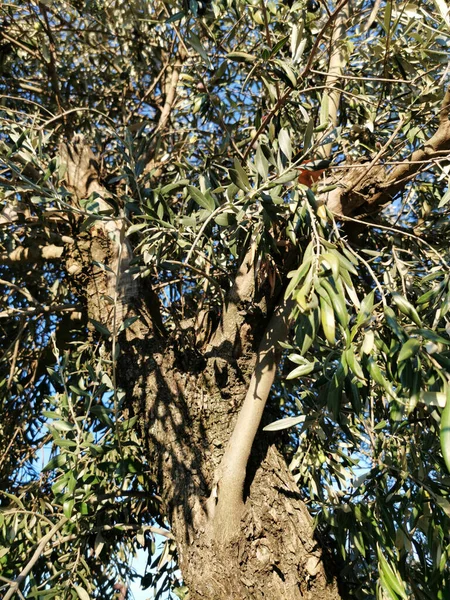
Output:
(325, 88), (450, 216)
(0, 244), (66, 264)
(362, 0), (382, 33)
(157, 57), (183, 133)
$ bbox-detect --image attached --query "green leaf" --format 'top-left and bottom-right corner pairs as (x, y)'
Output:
(231, 157), (251, 190)
(90, 405), (114, 428)
(63, 498), (75, 519)
(377, 547), (408, 600)
(188, 33), (212, 67)
(188, 186), (215, 212)
(118, 315), (140, 332)
(272, 59), (297, 87)
(263, 415), (306, 431)
(43, 454), (67, 472)
(438, 187), (450, 208)
(303, 118), (314, 151)
(391, 292), (422, 326)
(49, 420), (74, 433)
(286, 361), (316, 379)
(226, 51), (256, 63)
(255, 145), (269, 179)
(89, 319), (111, 337)
(355, 291), (375, 329)
(160, 179), (190, 195)
(74, 586), (90, 600)
(440, 387), (450, 473)
(398, 338), (420, 361)
(278, 128), (292, 162)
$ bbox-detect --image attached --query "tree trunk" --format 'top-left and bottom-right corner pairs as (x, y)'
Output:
(61, 137), (341, 599)
(117, 311), (340, 600)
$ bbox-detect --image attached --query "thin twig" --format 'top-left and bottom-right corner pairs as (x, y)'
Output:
(3, 517), (68, 600)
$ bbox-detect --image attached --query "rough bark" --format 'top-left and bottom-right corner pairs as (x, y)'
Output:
(325, 88), (450, 217)
(117, 311), (339, 600)
(58, 137), (341, 598)
(57, 92), (450, 594)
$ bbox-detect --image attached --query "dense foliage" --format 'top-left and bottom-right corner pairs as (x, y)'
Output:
(1, 0), (450, 598)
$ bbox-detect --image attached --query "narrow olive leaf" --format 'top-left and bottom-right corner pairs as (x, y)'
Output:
(188, 186), (215, 211)
(384, 306), (406, 340)
(126, 222), (147, 236)
(332, 249), (358, 275)
(90, 319), (111, 337)
(301, 119), (314, 153)
(90, 405), (114, 428)
(377, 547), (408, 600)
(321, 252), (340, 279)
(345, 347), (366, 382)
(286, 361), (316, 379)
(290, 23), (300, 58)
(355, 291), (375, 329)
(188, 33), (212, 68)
(270, 35), (290, 57)
(42, 453), (67, 472)
(440, 390), (450, 473)
(278, 128), (292, 162)
(160, 179), (190, 195)
(233, 157), (251, 189)
(438, 188), (450, 208)
(391, 292), (422, 326)
(353, 531), (366, 558)
(421, 391), (446, 407)
(63, 499), (75, 519)
(366, 357), (395, 398)
(48, 420), (74, 433)
(294, 311), (316, 355)
(226, 51), (256, 63)
(74, 586), (91, 600)
(379, 572), (399, 600)
(118, 315), (140, 332)
(255, 145), (269, 179)
(263, 415), (306, 432)
(272, 59), (297, 87)
(273, 171), (297, 184)
(398, 338), (420, 361)
(320, 296), (336, 345)
(320, 277), (348, 327)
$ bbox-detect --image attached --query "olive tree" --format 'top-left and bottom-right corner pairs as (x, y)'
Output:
(1, 1), (450, 599)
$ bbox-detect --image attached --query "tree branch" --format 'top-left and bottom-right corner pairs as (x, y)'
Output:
(211, 299), (294, 542)
(0, 244), (65, 264)
(243, 0), (350, 160)
(320, 0), (350, 159)
(325, 87), (450, 216)
(2, 517), (68, 600)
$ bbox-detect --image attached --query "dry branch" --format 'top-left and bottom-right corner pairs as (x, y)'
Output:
(325, 88), (450, 216)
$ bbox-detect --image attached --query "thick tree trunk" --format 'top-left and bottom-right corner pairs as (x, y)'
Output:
(117, 311), (340, 600)
(61, 136), (341, 599)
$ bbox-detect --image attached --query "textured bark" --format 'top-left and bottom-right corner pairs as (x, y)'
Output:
(325, 88), (450, 217)
(117, 314), (340, 600)
(60, 136), (341, 599)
